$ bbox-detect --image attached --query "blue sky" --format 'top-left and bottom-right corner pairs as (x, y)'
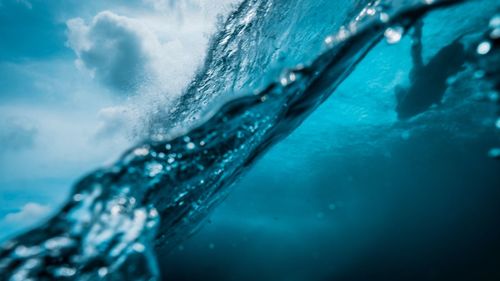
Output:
(0, 0), (236, 240)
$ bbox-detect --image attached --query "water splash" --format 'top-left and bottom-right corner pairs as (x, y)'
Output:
(1, 0), (497, 280)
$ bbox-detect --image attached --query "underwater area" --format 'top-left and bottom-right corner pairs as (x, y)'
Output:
(0, 0), (499, 280)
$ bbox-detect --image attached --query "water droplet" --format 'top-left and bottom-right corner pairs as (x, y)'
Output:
(328, 203), (336, 211)
(111, 205), (122, 215)
(495, 118), (500, 129)
(14, 246), (41, 258)
(208, 243), (215, 250)
(98, 267), (108, 277)
(54, 267), (76, 277)
(165, 144), (172, 150)
(146, 162), (163, 177)
(336, 26), (350, 41)
(44, 237), (73, 250)
(384, 26), (404, 44)
(133, 147), (149, 157)
(149, 208), (159, 218)
(489, 14), (500, 28)
(132, 243), (145, 253)
(324, 35), (334, 45)
(280, 71), (297, 86)
(379, 12), (389, 23)
(186, 142), (196, 150)
(183, 136), (191, 143)
(73, 194), (83, 202)
(477, 41), (492, 55)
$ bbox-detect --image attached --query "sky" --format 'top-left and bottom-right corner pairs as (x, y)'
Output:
(0, 0), (236, 240)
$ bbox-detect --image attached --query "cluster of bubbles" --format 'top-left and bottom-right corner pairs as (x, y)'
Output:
(474, 14), (500, 159)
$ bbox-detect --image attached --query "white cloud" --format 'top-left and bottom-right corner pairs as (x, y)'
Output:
(4, 202), (51, 225)
(65, 1), (238, 141)
(66, 9), (214, 96)
(65, 0), (238, 96)
(66, 11), (160, 93)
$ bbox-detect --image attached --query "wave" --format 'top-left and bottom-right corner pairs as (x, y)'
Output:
(0, 0), (498, 280)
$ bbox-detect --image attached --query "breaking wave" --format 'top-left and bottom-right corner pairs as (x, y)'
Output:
(0, 0), (498, 280)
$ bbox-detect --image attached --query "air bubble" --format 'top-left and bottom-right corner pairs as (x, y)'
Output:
(280, 71), (297, 86)
(366, 7), (376, 16)
(98, 267), (108, 277)
(111, 205), (122, 215)
(133, 147), (149, 157)
(476, 41), (492, 55)
(324, 35), (334, 45)
(379, 12), (389, 23)
(489, 14), (500, 28)
(384, 26), (404, 44)
(186, 142), (196, 150)
(54, 267), (76, 277)
(146, 162), (163, 177)
(149, 208), (158, 217)
(73, 194), (83, 202)
(132, 243), (145, 253)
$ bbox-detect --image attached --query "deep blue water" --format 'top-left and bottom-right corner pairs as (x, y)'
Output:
(158, 1), (500, 280)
